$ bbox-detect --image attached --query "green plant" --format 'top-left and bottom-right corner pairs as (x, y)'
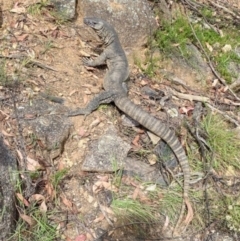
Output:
(202, 113), (240, 171)
(50, 168), (68, 193)
(154, 15), (240, 83)
(10, 209), (59, 241)
(27, 0), (49, 16)
(112, 198), (156, 222)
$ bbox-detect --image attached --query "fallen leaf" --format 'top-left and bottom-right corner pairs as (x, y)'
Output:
(69, 90), (78, 96)
(39, 200), (47, 213)
(179, 106), (194, 115)
(132, 186), (140, 200)
(24, 113), (37, 119)
(140, 79), (148, 86)
(93, 213), (105, 223)
(206, 42), (213, 52)
(16, 34), (29, 42)
(75, 234), (86, 241)
(147, 153), (158, 165)
(61, 194), (73, 208)
(16, 193), (30, 206)
(78, 128), (87, 137)
(1, 129), (14, 137)
(162, 215), (170, 231)
(26, 156), (42, 171)
(147, 132), (160, 145)
(19, 213), (35, 226)
(222, 44), (232, 53)
(132, 134), (140, 146)
(89, 118), (101, 128)
(10, 4), (26, 14)
(212, 78), (218, 87)
(146, 184), (157, 191)
(29, 194), (45, 203)
(84, 89), (92, 95)
(96, 175), (109, 182)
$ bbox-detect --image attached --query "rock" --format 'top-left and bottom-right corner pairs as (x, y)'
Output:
(123, 158), (167, 186)
(181, 43), (212, 81)
(79, 0), (157, 48)
(0, 135), (17, 240)
(82, 125), (131, 172)
(18, 98), (72, 159)
(154, 141), (178, 170)
(81, 126), (167, 185)
(50, 0), (76, 19)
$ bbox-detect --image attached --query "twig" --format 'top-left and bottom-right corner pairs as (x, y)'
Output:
(206, 103), (240, 127)
(167, 87), (210, 103)
(0, 54), (58, 72)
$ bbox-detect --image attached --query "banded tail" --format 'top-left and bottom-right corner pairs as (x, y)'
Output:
(115, 96), (191, 232)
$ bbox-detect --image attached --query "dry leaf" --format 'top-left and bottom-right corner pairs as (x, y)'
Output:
(74, 234), (86, 241)
(140, 79), (148, 86)
(96, 175), (109, 182)
(212, 78), (218, 87)
(19, 213), (35, 226)
(162, 215), (170, 231)
(26, 156), (42, 171)
(93, 213), (105, 223)
(29, 194), (45, 203)
(132, 134), (140, 146)
(206, 42), (213, 52)
(146, 184), (157, 191)
(84, 89), (92, 95)
(1, 129), (14, 137)
(89, 118), (101, 128)
(16, 193), (30, 206)
(16, 34), (29, 42)
(132, 187), (140, 200)
(10, 4), (26, 14)
(39, 200), (47, 213)
(16, 149), (23, 162)
(61, 194), (73, 208)
(222, 44), (232, 53)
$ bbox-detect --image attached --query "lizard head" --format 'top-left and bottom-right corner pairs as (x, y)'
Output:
(83, 17), (117, 45)
(83, 17), (105, 30)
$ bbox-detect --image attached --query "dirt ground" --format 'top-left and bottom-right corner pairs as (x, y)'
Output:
(1, 1), (239, 241)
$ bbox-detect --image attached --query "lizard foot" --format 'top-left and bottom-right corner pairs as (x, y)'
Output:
(82, 57), (93, 66)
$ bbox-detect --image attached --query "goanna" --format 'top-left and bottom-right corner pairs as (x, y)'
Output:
(68, 17), (193, 234)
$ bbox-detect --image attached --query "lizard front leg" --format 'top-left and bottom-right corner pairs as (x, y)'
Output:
(68, 91), (116, 116)
(82, 51), (107, 67)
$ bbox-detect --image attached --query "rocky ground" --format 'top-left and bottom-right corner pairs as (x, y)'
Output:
(1, 1), (240, 241)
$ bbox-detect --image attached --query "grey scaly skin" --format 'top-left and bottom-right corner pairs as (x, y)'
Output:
(68, 17), (192, 234)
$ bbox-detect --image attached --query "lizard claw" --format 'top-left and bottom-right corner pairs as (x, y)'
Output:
(82, 57), (93, 66)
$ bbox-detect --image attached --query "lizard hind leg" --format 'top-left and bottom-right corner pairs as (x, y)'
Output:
(68, 91), (116, 117)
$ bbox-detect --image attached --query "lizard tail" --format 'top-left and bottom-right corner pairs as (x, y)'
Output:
(115, 96), (192, 234)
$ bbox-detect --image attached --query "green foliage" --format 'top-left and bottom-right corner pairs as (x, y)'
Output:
(202, 113), (240, 170)
(50, 168), (68, 193)
(158, 185), (183, 223)
(155, 17), (192, 57)
(154, 15), (240, 83)
(27, 0), (49, 16)
(10, 209), (59, 241)
(112, 198), (156, 222)
(0, 61), (19, 87)
(226, 198), (240, 232)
